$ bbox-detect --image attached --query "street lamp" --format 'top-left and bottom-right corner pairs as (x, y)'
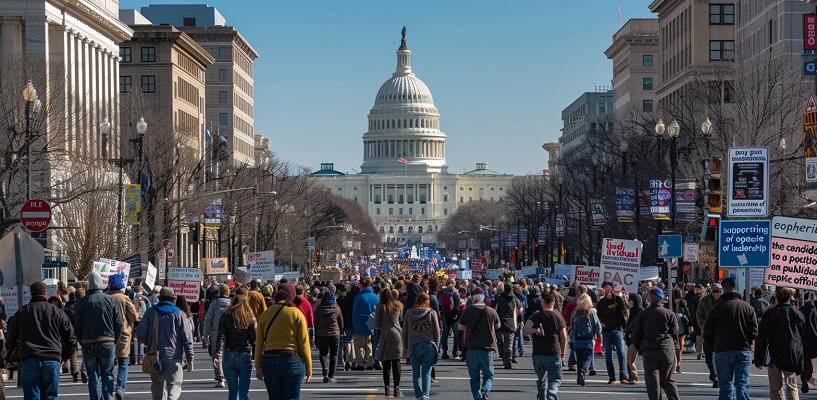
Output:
(701, 117), (713, 153)
(655, 119), (665, 137)
(667, 119), (680, 232)
(136, 117), (147, 163)
(23, 80), (41, 201)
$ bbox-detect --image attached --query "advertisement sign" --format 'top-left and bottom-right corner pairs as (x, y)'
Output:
(574, 265), (600, 285)
(727, 147), (769, 217)
(124, 184), (141, 226)
(615, 187), (636, 223)
(600, 238), (643, 293)
(650, 179), (672, 220)
(201, 258), (229, 274)
(590, 198), (608, 226)
(806, 15), (817, 51)
(674, 180), (698, 221)
(764, 216), (817, 290)
(204, 202), (222, 227)
(719, 220), (771, 268)
(247, 250), (275, 282)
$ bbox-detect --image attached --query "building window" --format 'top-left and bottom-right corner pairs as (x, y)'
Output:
(120, 47), (132, 62)
(399, 208), (403, 215)
(443, 209), (448, 215)
(183, 17), (196, 26)
(468, 197), (472, 202)
(459, 197), (463, 203)
(380, 227), (385, 233)
(442, 195), (448, 202)
(388, 195), (394, 204)
(375, 195), (381, 204)
(219, 47), (228, 59)
(459, 187), (463, 191)
(337, 188), (342, 191)
(141, 76), (155, 93)
(418, 226), (423, 233)
(421, 208), (425, 215)
(376, 208), (380, 215)
(219, 69), (228, 81)
(643, 77), (653, 91)
(389, 208), (393, 215)
(710, 4), (734, 25)
(141, 47), (155, 62)
(219, 91), (228, 103)
(709, 40), (735, 61)
(398, 226), (403, 233)
(219, 113), (228, 125)
(643, 55), (653, 67)
(119, 76), (132, 93)
(643, 99), (654, 112)
(409, 208), (413, 215)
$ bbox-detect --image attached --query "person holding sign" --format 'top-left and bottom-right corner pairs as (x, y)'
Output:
(629, 289), (680, 400)
(754, 287), (805, 400)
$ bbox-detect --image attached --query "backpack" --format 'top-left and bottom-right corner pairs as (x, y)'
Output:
(572, 310), (593, 341)
(440, 291), (454, 314)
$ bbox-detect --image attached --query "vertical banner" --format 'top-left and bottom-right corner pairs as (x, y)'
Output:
(674, 179), (698, 221)
(639, 191), (653, 221)
(806, 15), (817, 51)
(600, 238), (643, 294)
(555, 214), (566, 237)
(615, 187), (636, 223)
(590, 198), (608, 226)
(650, 179), (672, 220)
(124, 184), (141, 225)
(727, 147), (769, 217)
(804, 103), (817, 198)
(537, 226), (547, 246)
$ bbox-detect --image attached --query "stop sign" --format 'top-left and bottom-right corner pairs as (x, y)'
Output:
(20, 199), (51, 232)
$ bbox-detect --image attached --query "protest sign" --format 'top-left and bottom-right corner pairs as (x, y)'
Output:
(640, 266), (660, 281)
(749, 268), (765, 289)
(485, 269), (501, 280)
(1, 285), (56, 316)
(96, 259), (131, 285)
(167, 267), (202, 302)
(764, 216), (817, 290)
(600, 238), (643, 293)
(247, 250), (275, 281)
(144, 262), (157, 289)
(727, 147), (769, 217)
(234, 267), (252, 284)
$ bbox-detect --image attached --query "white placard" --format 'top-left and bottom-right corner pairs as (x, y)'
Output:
(248, 250), (275, 282)
(640, 266), (660, 281)
(573, 265), (600, 285)
(600, 238), (643, 293)
(683, 243), (699, 262)
(727, 147), (769, 217)
(167, 267), (203, 282)
(144, 262), (157, 289)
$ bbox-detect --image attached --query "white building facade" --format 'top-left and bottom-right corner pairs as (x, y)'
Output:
(315, 30), (515, 244)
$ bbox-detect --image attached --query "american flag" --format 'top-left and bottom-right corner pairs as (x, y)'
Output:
(398, 157), (408, 165)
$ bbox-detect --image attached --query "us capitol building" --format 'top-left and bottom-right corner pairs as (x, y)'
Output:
(314, 28), (516, 245)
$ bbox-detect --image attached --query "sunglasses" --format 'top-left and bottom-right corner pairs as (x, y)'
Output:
(712, 290), (722, 293)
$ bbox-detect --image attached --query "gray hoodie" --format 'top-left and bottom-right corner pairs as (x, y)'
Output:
(204, 296), (231, 338)
(402, 307), (441, 358)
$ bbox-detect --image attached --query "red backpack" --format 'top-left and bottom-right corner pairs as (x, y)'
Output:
(440, 291), (454, 315)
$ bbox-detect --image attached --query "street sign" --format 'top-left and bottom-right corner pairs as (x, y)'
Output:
(718, 220), (771, 268)
(684, 243), (699, 262)
(20, 199), (51, 232)
(658, 235), (683, 259)
(308, 237), (315, 251)
(683, 264), (691, 274)
(808, 93), (817, 112)
(806, 59), (817, 76)
(727, 148), (769, 217)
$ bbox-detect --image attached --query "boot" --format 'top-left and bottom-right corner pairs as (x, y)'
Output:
(394, 386), (403, 397)
(384, 386), (390, 397)
(72, 372), (79, 383)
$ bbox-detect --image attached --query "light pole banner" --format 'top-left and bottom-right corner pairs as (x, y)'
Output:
(674, 180), (698, 221)
(124, 184), (141, 226)
(555, 214), (565, 237)
(649, 179), (671, 220)
(727, 147), (769, 217)
(591, 198), (608, 226)
(764, 216), (817, 290)
(600, 238), (643, 294)
(615, 187), (636, 223)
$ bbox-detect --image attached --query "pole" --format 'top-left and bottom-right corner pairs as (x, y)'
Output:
(25, 101), (31, 201)
(671, 136), (678, 233)
(13, 233), (24, 317)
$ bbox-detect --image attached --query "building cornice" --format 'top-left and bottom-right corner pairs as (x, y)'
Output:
(56, 0), (133, 41)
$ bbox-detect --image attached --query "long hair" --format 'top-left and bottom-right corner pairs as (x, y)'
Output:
(175, 296), (192, 318)
(225, 293), (254, 330)
(575, 294), (593, 313)
(379, 286), (403, 317)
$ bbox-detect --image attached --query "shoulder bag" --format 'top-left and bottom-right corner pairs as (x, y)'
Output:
(142, 311), (162, 374)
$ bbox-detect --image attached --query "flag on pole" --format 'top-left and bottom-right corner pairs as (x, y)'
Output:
(398, 157), (408, 165)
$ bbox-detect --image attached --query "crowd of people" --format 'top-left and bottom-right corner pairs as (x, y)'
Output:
(3, 267), (817, 400)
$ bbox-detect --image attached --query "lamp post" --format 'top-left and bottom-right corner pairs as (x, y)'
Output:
(556, 172), (564, 264)
(23, 80), (42, 201)
(702, 117), (713, 154)
(667, 119), (680, 233)
(135, 117), (147, 258)
(653, 119), (666, 234)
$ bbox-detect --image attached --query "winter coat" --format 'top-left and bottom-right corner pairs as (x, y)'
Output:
(215, 312), (257, 356)
(624, 302), (644, 346)
(374, 304), (403, 361)
(597, 294), (627, 331)
(109, 291), (138, 358)
(295, 296), (314, 328)
(314, 304), (343, 337)
(204, 296), (231, 342)
(402, 307), (441, 358)
(562, 297), (578, 328)
(247, 290), (267, 319)
(495, 293), (522, 332)
(337, 294), (355, 332)
(703, 292), (758, 353)
(754, 303), (805, 373)
(352, 286), (379, 335)
(74, 273), (122, 345)
(135, 301), (195, 361)
(801, 301), (817, 360)
(6, 296), (75, 363)
(695, 293), (717, 333)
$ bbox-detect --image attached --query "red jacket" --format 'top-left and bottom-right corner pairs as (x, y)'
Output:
(295, 295), (314, 328)
(563, 299), (578, 327)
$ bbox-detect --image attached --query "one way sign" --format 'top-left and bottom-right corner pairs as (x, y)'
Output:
(658, 235), (683, 259)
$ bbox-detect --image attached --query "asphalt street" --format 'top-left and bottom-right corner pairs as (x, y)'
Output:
(2, 342), (811, 399)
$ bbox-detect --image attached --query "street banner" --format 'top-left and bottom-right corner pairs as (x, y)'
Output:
(201, 258), (229, 274)
(615, 187), (636, 223)
(590, 198), (608, 226)
(504, 234), (517, 248)
(124, 184), (141, 225)
(538, 227), (547, 245)
(556, 214), (565, 237)
(600, 238), (643, 293)
(490, 237), (499, 249)
(204, 201), (222, 227)
(574, 265), (600, 285)
(95, 259), (131, 285)
(718, 220), (771, 268)
(247, 250), (275, 281)
(567, 215), (579, 236)
(458, 240), (467, 250)
(308, 237), (315, 251)
(520, 229), (528, 245)
(639, 191), (653, 221)
(650, 179), (672, 220)
(764, 216), (817, 290)
(553, 264), (575, 281)
(168, 267), (202, 302)
(727, 147), (769, 217)
(674, 180), (698, 221)
(144, 262), (157, 289)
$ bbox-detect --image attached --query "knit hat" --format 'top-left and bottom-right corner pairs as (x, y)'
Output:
(275, 283), (296, 307)
(322, 292), (336, 305)
(108, 272), (126, 290)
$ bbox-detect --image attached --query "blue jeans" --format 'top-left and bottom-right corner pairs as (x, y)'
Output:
(442, 321), (459, 356)
(411, 342), (436, 399)
(373, 329), (381, 361)
(223, 351), (252, 400)
(262, 354), (305, 400)
(574, 346), (594, 375)
(602, 330), (628, 381)
(115, 357), (128, 393)
(466, 349), (494, 399)
(21, 358), (60, 400)
(83, 343), (116, 400)
(714, 350), (752, 400)
(514, 325), (524, 356)
(532, 355), (562, 400)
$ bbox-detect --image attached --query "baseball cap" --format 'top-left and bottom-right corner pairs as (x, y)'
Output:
(650, 288), (665, 299)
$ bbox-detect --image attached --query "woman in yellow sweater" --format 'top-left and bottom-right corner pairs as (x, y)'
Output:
(255, 283), (312, 400)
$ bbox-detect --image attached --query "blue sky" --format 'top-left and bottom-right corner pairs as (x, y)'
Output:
(119, 0), (656, 175)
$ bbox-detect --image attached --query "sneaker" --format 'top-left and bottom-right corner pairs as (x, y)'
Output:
(709, 372), (716, 382)
(373, 363), (383, 371)
(697, 353), (702, 360)
(627, 380), (637, 385)
(393, 387), (402, 397)
(328, 377), (336, 383)
(504, 364), (512, 369)
(115, 390), (123, 400)
(676, 365), (681, 373)
(431, 378), (439, 384)
(512, 358), (518, 363)
(72, 372), (79, 383)
(344, 362), (351, 371)
(713, 380), (719, 389)
(589, 370), (596, 376)
(607, 379), (616, 385)
(323, 376), (329, 383)
(568, 366), (577, 371)
(214, 381), (226, 388)
(577, 372), (586, 387)
(441, 353), (449, 360)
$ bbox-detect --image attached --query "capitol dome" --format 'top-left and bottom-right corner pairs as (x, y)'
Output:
(361, 27), (447, 175)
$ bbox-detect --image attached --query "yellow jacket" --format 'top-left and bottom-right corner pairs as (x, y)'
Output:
(248, 290), (267, 319)
(254, 301), (311, 375)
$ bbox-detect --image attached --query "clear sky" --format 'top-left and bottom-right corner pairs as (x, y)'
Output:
(119, 0), (656, 175)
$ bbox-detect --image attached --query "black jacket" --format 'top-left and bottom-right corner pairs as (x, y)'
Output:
(215, 312), (256, 356)
(801, 301), (817, 360)
(597, 295), (627, 331)
(703, 292), (758, 353)
(7, 296), (76, 363)
(755, 303), (805, 373)
(495, 293), (522, 332)
(337, 294), (354, 332)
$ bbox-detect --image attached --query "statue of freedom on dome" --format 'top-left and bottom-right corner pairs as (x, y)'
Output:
(400, 26), (408, 50)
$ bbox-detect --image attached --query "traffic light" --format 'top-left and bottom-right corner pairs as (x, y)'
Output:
(704, 158), (722, 213)
(189, 222), (199, 243)
(315, 251), (321, 264)
(701, 214), (720, 245)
